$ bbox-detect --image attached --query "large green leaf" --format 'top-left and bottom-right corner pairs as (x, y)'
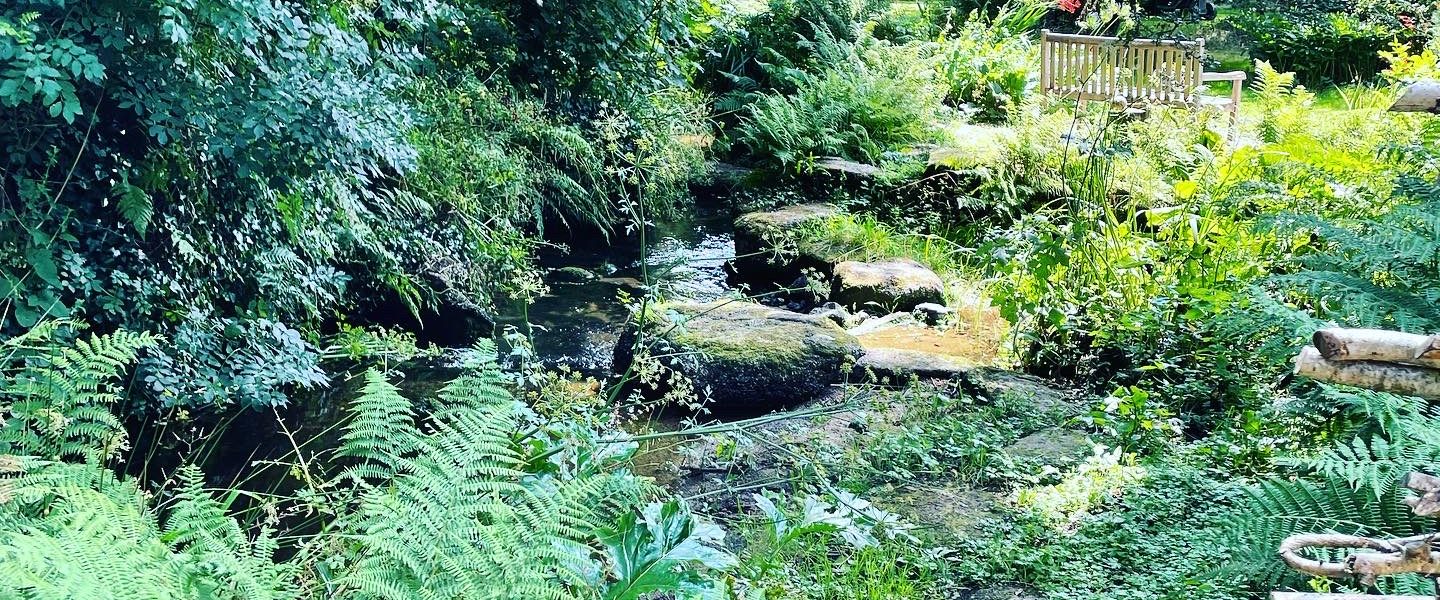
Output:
(600, 500), (735, 600)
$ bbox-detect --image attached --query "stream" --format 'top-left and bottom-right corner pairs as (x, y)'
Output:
(147, 197), (744, 495)
(497, 198), (740, 375)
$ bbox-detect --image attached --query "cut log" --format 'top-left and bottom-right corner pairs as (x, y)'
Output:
(1279, 532), (1440, 583)
(1347, 537), (1440, 578)
(1390, 80), (1440, 113)
(1278, 533), (1386, 578)
(1313, 328), (1440, 369)
(1294, 346), (1440, 400)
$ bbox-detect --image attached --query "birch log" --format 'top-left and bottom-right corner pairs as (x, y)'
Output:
(1293, 346), (1440, 400)
(1312, 328), (1440, 369)
(1279, 532), (1440, 579)
(1390, 80), (1440, 113)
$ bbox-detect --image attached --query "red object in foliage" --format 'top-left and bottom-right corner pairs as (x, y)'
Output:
(1399, 15), (1416, 29)
(1059, 0), (1083, 13)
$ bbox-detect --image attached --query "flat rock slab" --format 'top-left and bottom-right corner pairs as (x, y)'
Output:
(853, 347), (971, 382)
(814, 157), (882, 177)
(831, 259), (945, 312)
(961, 368), (1084, 420)
(961, 586), (1045, 600)
(1004, 428), (1093, 467)
(876, 484), (1006, 540)
(613, 301), (862, 415)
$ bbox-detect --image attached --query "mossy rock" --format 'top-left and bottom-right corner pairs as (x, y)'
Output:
(731, 204), (844, 285)
(830, 259), (945, 312)
(1004, 428), (1093, 468)
(612, 301), (862, 414)
(549, 266), (598, 284)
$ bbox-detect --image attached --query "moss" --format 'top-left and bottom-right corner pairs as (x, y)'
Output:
(619, 301), (862, 413)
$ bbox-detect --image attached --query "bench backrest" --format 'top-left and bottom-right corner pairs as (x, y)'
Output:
(1040, 30), (1205, 106)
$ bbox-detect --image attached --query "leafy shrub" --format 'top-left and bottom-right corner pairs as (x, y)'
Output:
(699, 0), (878, 108)
(735, 29), (947, 168)
(138, 312), (325, 409)
(1013, 446), (1146, 530)
(1081, 386), (1181, 455)
(961, 462), (1248, 599)
(1229, 0), (1429, 84)
(0, 0), (709, 409)
(855, 387), (1027, 484)
(737, 492), (934, 599)
(935, 1), (1046, 123)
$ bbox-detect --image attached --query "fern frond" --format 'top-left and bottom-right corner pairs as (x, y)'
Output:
(1223, 474), (1433, 590)
(0, 323), (159, 461)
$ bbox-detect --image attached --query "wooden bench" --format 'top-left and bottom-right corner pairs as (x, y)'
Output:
(1039, 30), (1245, 121)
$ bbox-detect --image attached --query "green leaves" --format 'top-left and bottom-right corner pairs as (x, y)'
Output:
(114, 176), (153, 237)
(600, 500), (736, 600)
(0, 321), (159, 462)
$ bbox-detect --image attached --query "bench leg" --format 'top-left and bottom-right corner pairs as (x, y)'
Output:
(1227, 81), (1242, 142)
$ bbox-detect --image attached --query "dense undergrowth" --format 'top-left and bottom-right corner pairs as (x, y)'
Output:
(7, 0), (1440, 598)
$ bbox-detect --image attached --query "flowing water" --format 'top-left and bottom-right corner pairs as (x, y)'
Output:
(497, 199), (739, 375)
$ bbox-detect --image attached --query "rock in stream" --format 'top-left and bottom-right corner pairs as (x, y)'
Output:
(612, 300), (862, 414)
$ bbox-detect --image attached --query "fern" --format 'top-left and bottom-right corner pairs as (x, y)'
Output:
(336, 369), (417, 482)
(0, 330), (731, 598)
(115, 175), (154, 237)
(1224, 472), (1435, 591)
(318, 343), (725, 599)
(1226, 387), (1440, 591)
(0, 459), (294, 599)
(164, 464), (298, 599)
(0, 321), (159, 461)
(1253, 60), (1312, 144)
(1270, 197), (1440, 332)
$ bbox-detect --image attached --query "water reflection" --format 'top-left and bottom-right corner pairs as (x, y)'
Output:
(498, 200), (738, 375)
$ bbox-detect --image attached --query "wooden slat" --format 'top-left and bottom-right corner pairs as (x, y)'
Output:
(1037, 31), (1222, 106)
(1039, 30), (1052, 92)
(1043, 30), (1198, 46)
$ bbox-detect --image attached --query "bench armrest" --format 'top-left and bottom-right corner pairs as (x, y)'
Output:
(1201, 71), (1247, 82)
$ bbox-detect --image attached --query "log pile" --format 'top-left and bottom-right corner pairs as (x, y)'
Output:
(1274, 473), (1440, 598)
(1278, 328), (1440, 598)
(1293, 328), (1440, 400)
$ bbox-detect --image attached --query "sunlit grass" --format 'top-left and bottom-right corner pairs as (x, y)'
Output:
(797, 213), (974, 278)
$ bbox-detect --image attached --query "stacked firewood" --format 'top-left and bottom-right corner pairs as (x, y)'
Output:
(1293, 328), (1440, 401)
(1274, 328), (1440, 599)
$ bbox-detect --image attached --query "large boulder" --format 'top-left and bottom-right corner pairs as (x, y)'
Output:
(831, 259), (945, 312)
(613, 301), (862, 414)
(731, 204), (842, 284)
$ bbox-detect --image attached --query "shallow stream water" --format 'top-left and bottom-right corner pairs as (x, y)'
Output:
(497, 199), (740, 375)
